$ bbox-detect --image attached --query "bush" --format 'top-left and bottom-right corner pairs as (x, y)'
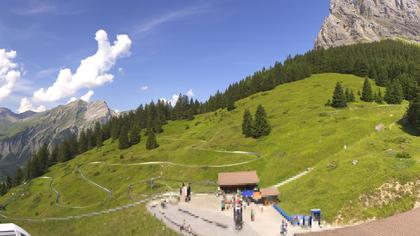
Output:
(395, 152), (411, 159)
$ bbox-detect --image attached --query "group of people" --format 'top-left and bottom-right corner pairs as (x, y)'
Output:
(281, 219), (289, 236)
(233, 194), (244, 230)
(180, 183), (192, 202)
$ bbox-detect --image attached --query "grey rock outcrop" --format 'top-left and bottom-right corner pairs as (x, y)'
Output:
(0, 100), (114, 176)
(315, 0), (420, 49)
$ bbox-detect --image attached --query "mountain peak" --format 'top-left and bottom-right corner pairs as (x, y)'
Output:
(315, 0), (420, 49)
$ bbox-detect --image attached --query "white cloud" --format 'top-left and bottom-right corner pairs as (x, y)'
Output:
(186, 89), (194, 97)
(166, 89), (194, 106)
(32, 29), (132, 103)
(18, 97), (46, 113)
(11, 2), (83, 16)
(168, 94), (180, 107)
(37, 67), (59, 78)
(12, 3), (56, 16)
(67, 97), (77, 104)
(140, 85), (149, 91)
(80, 90), (94, 102)
(0, 49), (21, 100)
(133, 6), (208, 36)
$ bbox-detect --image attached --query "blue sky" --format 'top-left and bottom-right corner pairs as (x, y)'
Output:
(0, 0), (329, 112)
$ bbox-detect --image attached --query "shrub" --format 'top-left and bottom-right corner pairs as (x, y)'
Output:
(395, 152), (411, 159)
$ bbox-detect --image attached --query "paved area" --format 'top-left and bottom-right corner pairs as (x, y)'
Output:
(148, 200), (259, 236)
(300, 206), (420, 236)
(148, 194), (306, 236)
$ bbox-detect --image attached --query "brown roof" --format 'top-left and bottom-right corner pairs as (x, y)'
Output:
(218, 171), (259, 186)
(260, 187), (279, 197)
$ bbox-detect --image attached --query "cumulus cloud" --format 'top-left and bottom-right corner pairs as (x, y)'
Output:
(18, 97), (46, 113)
(186, 89), (194, 97)
(66, 90), (94, 104)
(164, 89), (194, 106)
(67, 97), (77, 104)
(32, 29), (132, 103)
(168, 94), (180, 107)
(0, 49), (21, 100)
(80, 90), (94, 102)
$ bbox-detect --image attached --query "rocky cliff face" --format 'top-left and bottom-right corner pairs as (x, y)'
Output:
(315, 0), (420, 49)
(0, 100), (114, 176)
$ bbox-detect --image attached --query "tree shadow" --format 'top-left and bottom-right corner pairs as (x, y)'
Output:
(397, 119), (420, 136)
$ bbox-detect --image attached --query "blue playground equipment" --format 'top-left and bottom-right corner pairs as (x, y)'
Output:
(273, 205), (293, 223)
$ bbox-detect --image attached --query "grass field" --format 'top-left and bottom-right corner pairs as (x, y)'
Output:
(0, 73), (419, 235)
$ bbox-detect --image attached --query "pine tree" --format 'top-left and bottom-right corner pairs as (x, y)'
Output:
(374, 89), (384, 103)
(118, 125), (130, 150)
(376, 66), (388, 86)
(252, 105), (271, 138)
(331, 82), (347, 108)
(226, 97), (235, 111)
(397, 74), (418, 101)
(78, 130), (88, 153)
(96, 132), (103, 148)
(0, 183), (6, 196)
(26, 158), (33, 180)
(14, 167), (23, 186)
(37, 144), (49, 174)
(130, 126), (141, 145)
(407, 94), (420, 130)
(384, 81), (404, 104)
(48, 146), (59, 166)
(146, 128), (159, 150)
(5, 176), (12, 190)
(58, 141), (72, 162)
(361, 78), (374, 102)
(344, 88), (350, 102)
(349, 89), (356, 102)
(242, 109), (254, 137)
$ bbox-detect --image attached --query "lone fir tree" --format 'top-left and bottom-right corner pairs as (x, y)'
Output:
(252, 105), (271, 138)
(118, 125), (130, 150)
(130, 126), (141, 145)
(146, 128), (159, 150)
(407, 94), (420, 131)
(331, 82), (347, 108)
(242, 109), (253, 137)
(361, 78), (374, 102)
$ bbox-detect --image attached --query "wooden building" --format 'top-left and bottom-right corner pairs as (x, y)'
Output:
(260, 187), (279, 205)
(217, 171), (260, 193)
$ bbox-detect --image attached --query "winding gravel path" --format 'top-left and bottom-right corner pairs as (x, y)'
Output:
(272, 168), (313, 188)
(0, 142), (262, 222)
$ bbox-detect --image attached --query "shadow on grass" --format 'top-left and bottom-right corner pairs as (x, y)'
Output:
(397, 119), (420, 136)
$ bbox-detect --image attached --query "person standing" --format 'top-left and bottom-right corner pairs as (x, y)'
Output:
(187, 183), (191, 202)
(281, 220), (285, 236)
(182, 185), (187, 202)
(251, 208), (255, 221)
(180, 183), (185, 201)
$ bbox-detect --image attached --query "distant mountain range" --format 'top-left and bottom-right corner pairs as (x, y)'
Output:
(0, 100), (115, 176)
(315, 0), (420, 48)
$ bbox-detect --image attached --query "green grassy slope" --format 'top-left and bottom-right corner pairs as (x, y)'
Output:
(1, 73), (419, 235)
